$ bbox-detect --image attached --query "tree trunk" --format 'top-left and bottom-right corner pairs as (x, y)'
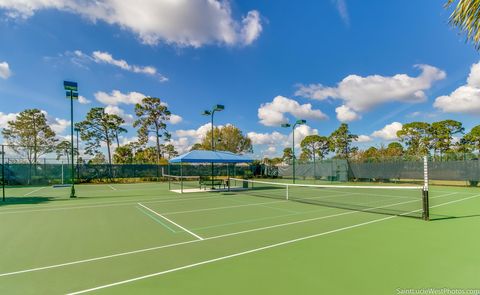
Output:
(105, 129), (112, 166)
(155, 124), (161, 164)
(33, 114), (37, 164)
(115, 130), (120, 149)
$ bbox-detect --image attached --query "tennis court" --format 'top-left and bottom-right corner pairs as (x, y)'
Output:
(0, 181), (479, 294)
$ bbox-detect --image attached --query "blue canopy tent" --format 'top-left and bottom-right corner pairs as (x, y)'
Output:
(168, 150), (254, 193)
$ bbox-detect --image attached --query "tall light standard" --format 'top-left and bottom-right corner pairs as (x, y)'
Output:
(281, 119), (306, 184)
(64, 81), (78, 198)
(202, 104), (225, 188)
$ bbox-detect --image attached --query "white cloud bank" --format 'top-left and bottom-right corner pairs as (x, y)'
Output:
(335, 105), (360, 122)
(0, 112), (17, 128)
(258, 96), (328, 126)
(332, 0), (349, 26)
(69, 50), (167, 81)
(95, 90), (145, 106)
(95, 90), (182, 125)
(0, 61), (11, 79)
(371, 122), (403, 141)
(296, 65), (446, 121)
(248, 125), (318, 157)
(78, 95), (91, 104)
(247, 131), (287, 145)
(434, 61), (480, 115)
(0, 0), (262, 47)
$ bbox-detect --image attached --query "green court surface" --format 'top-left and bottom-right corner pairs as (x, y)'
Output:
(0, 182), (479, 294)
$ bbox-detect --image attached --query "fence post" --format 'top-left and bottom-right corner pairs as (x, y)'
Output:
(2, 145), (5, 202)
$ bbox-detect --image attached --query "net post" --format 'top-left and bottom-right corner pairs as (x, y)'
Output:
(422, 156), (430, 221)
(286, 185), (289, 200)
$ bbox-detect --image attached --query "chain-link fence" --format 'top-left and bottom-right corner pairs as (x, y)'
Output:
(276, 157), (480, 186)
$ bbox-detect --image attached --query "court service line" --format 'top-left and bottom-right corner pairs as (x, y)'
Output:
(23, 187), (46, 196)
(65, 213), (411, 294)
(0, 191), (460, 278)
(0, 195), (223, 216)
(67, 193), (480, 294)
(137, 203), (204, 240)
(135, 206), (177, 233)
(163, 200), (287, 216)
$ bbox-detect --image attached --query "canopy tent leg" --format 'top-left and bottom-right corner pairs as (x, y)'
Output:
(180, 162), (184, 194)
(211, 162), (215, 189)
(168, 164), (171, 191)
(227, 163), (230, 191)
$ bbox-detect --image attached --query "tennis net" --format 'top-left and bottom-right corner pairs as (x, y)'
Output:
(228, 178), (429, 220)
(163, 174), (200, 192)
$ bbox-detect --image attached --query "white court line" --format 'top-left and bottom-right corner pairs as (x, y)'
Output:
(0, 195), (223, 216)
(23, 187), (46, 196)
(0, 192), (459, 278)
(67, 192), (480, 295)
(107, 185), (117, 191)
(163, 200), (287, 216)
(67, 215), (399, 295)
(137, 203), (204, 240)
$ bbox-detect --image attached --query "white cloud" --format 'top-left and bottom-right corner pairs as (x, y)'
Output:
(240, 10), (262, 45)
(78, 95), (91, 104)
(258, 96), (328, 126)
(296, 65), (446, 113)
(434, 62), (480, 115)
(335, 105), (360, 122)
(172, 123), (214, 153)
(49, 117), (70, 134)
(170, 114), (183, 125)
(175, 123), (212, 140)
(95, 90), (145, 106)
(39, 110), (70, 134)
(170, 137), (192, 155)
(0, 61), (11, 79)
(104, 105), (134, 124)
(356, 135), (372, 143)
(332, 0), (349, 26)
(0, 112), (17, 128)
(0, 0), (262, 47)
(247, 131), (287, 145)
(371, 122), (403, 141)
(407, 111), (421, 118)
(91, 51), (167, 81)
(287, 125), (318, 149)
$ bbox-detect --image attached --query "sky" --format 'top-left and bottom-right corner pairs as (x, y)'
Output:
(0, 0), (480, 159)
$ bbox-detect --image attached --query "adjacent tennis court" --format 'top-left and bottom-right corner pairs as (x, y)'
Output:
(0, 180), (479, 294)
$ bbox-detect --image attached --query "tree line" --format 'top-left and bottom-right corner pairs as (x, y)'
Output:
(1, 97), (255, 165)
(1, 97), (179, 165)
(2, 103), (479, 166)
(264, 120), (480, 165)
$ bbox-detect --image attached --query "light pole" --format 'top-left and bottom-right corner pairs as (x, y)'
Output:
(64, 81), (78, 198)
(281, 119), (306, 184)
(202, 104), (225, 189)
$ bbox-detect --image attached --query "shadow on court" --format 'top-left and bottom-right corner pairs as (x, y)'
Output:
(0, 196), (54, 207)
(429, 214), (480, 221)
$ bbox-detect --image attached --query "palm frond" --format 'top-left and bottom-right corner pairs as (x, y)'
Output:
(447, 0), (480, 49)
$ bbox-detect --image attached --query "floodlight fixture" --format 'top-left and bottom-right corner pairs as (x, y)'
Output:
(214, 104), (225, 112)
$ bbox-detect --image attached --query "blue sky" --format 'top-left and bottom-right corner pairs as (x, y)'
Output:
(0, 0), (479, 158)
